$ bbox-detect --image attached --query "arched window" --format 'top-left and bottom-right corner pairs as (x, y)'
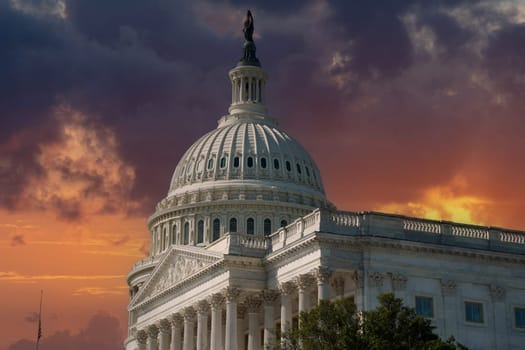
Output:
(208, 158), (214, 170)
(286, 161), (291, 171)
(220, 157), (227, 168)
(274, 159), (280, 169)
(247, 157), (254, 168)
(213, 219), (221, 241)
(296, 163), (302, 174)
(197, 220), (204, 244)
(233, 156), (240, 168)
(229, 218), (237, 233)
(172, 225), (177, 244)
(261, 157), (267, 168)
(264, 218), (272, 236)
(184, 222), (190, 245)
(280, 220), (288, 227)
(247, 218), (255, 235)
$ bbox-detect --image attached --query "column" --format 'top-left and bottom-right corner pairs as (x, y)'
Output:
(315, 267), (331, 302)
(254, 78), (259, 102)
(262, 290), (279, 349)
(137, 329), (148, 350)
(159, 318), (171, 350)
(224, 287), (240, 350)
(245, 295), (262, 350)
(197, 300), (210, 350)
(209, 293), (224, 350)
(296, 274), (315, 314)
(331, 276), (345, 299)
(147, 324), (159, 350)
(170, 314), (183, 350)
(351, 270), (365, 311)
(490, 285), (508, 350)
(441, 279), (458, 339)
(236, 305), (247, 350)
(183, 307), (196, 350)
(279, 282), (296, 339)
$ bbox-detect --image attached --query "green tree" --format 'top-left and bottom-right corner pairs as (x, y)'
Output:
(276, 293), (466, 350)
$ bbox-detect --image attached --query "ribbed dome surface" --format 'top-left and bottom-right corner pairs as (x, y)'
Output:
(168, 116), (325, 197)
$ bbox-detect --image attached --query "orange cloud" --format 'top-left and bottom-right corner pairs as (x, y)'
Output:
(376, 175), (492, 225)
(0, 271), (125, 282)
(73, 286), (128, 296)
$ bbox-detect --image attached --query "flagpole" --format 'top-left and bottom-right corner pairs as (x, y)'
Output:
(36, 290), (43, 350)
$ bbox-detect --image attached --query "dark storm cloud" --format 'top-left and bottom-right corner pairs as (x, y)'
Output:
(10, 311), (122, 350)
(1, 0), (525, 227)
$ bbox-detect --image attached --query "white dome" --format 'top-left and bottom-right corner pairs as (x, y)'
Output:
(168, 114), (325, 199)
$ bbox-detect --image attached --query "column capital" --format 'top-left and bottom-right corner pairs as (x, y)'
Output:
(209, 292), (225, 309)
(389, 272), (407, 290)
(137, 329), (148, 344)
(237, 304), (247, 319)
(490, 284), (506, 302)
(331, 276), (345, 295)
(296, 274), (315, 290)
(262, 289), (279, 305)
(224, 286), (241, 302)
(279, 281), (297, 296)
(352, 270), (364, 288)
(368, 271), (384, 287)
(440, 279), (457, 295)
(170, 313), (183, 327)
(158, 318), (171, 334)
(197, 300), (210, 314)
(183, 306), (196, 322)
(314, 267), (331, 284)
(244, 295), (262, 313)
(147, 324), (159, 339)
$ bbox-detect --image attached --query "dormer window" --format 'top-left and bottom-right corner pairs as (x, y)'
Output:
(247, 157), (254, 168)
(274, 159), (280, 169)
(233, 156), (240, 168)
(261, 157), (267, 168)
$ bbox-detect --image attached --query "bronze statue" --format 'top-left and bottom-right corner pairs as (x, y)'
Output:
(243, 10), (254, 42)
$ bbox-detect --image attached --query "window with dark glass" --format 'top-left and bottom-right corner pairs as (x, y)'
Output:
(184, 222), (190, 245)
(415, 296), (434, 318)
(247, 218), (254, 235)
(286, 161), (291, 171)
(247, 157), (254, 168)
(220, 157), (227, 168)
(197, 220), (204, 244)
(280, 220), (288, 227)
(274, 159), (280, 169)
(261, 157), (267, 168)
(233, 156), (240, 168)
(229, 218), (237, 232)
(213, 219), (220, 241)
(465, 301), (483, 323)
(296, 163), (302, 174)
(515, 308), (525, 328)
(264, 218), (271, 236)
(208, 159), (214, 170)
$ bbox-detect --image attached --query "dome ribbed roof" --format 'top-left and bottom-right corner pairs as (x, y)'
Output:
(168, 115), (325, 199)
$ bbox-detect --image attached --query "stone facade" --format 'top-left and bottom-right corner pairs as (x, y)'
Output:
(126, 20), (525, 350)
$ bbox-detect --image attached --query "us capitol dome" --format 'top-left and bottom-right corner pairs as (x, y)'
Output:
(126, 11), (525, 350)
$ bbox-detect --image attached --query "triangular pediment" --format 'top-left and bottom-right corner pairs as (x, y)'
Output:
(130, 246), (223, 308)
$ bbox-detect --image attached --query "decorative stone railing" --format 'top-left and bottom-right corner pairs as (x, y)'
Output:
(268, 209), (525, 255)
(206, 231), (269, 256)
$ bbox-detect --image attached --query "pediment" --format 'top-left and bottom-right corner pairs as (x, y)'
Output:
(131, 246), (222, 307)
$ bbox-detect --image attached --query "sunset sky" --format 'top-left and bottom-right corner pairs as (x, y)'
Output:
(2, 0), (525, 349)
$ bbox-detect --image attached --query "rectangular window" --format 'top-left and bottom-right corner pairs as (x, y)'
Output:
(515, 307), (525, 329)
(465, 301), (484, 323)
(415, 296), (434, 318)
